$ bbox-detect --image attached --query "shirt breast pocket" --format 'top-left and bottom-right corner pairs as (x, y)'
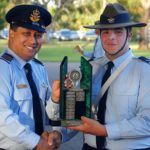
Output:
(12, 87), (32, 112)
(110, 80), (139, 118)
(13, 87), (34, 127)
(14, 87), (32, 101)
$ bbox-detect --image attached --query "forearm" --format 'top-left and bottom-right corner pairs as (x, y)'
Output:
(0, 114), (40, 148)
(0, 95), (40, 148)
(46, 98), (60, 120)
(106, 114), (150, 140)
(83, 51), (93, 58)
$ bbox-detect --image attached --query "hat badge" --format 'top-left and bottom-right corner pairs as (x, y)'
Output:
(107, 18), (115, 24)
(30, 9), (40, 22)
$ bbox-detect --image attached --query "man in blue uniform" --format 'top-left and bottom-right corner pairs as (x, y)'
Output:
(46, 3), (150, 150)
(0, 4), (61, 150)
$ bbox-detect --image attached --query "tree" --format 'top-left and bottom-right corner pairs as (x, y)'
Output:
(0, 0), (9, 30)
(50, 0), (103, 30)
(33, 0), (51, 9)
(140, 0), (150, 49)
(118, 0), (150, 49)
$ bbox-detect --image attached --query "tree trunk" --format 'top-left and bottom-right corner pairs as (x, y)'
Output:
(139, 28), (147, 49)
(139, 1), (150, 49)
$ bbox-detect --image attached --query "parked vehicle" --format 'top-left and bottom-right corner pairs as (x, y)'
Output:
(58, 29), (71, 41)
(84, 30), (97, 41)
(70, 31), (80, 40)
(53, 29), (86, 41)
(47, 30), (55, 40)
(53, 31), (60, 39)
(0, 28), (8, 39)
(77, 30), (86, 40)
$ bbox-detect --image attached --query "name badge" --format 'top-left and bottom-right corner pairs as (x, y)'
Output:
(16, 84), (27, 89)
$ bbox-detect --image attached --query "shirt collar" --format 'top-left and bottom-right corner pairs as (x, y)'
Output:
(6, 48), (32, 69)
(104, 49), (133, 69)
(113, 49), (133, 68)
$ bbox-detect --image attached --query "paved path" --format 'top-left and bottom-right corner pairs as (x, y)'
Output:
(44, 62), (83, 150)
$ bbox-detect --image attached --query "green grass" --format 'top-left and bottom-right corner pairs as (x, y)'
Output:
(0, 39), (8, 50)
(0, 39), (150, 62)
(130, 43), (150, 58)
(38, 39), (94, 62)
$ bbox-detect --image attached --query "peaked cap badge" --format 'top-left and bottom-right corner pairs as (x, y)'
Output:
(107, 18), (115, 24)
(30, 9), (40, 22)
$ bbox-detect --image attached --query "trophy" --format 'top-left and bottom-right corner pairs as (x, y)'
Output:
(50, 56), (92, 126)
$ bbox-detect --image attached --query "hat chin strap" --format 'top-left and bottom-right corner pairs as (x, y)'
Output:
(104, 29), (128, 56)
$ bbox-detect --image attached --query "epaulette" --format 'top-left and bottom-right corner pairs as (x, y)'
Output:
(138, 56), (150, 65)
(33, 58), (44, 66)
(0, 53), (13, 63)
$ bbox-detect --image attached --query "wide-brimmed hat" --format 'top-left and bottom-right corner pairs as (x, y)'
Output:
(84, 3), (146, 29)
(6, 4), (52, 33)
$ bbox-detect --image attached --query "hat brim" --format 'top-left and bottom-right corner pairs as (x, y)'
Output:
(84, 22), (147, 29)
(15, 22), (46, 33)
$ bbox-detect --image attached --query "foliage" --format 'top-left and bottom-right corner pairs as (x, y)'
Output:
(33, 0), (51, 9)
(51, 0), (102, 30)
(10, 0), (30, 4)
(117, 0), (150, 49)
(117, 0), (144, 21)
(1, 0), (149, 31)
(0, 0), (9, 30)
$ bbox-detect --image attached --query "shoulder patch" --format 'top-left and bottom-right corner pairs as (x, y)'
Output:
(138, 56), (150, 65)
(33, 58), (44, 66)
(0, 53), (13, 63)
